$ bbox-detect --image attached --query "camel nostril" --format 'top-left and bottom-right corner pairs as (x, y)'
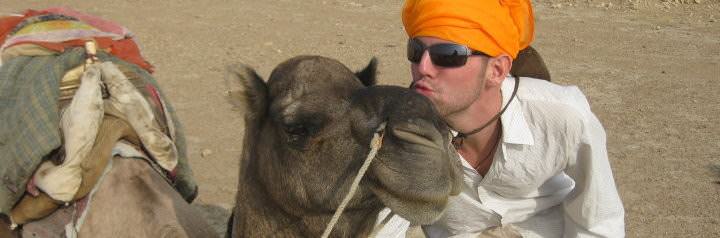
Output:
(389, 120), (443, 150)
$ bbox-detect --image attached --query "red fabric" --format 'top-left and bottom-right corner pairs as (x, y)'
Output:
(0, 10), (50, 44)
(110, 38), (154, 73)
(1, 9), (154, 73)
(0, 16), (23, 44)
(146, 84), (165, 114)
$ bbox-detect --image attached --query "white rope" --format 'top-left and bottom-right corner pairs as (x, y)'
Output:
(320, 122), (386, 238)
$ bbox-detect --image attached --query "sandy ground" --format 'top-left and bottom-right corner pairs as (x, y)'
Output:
(2, 0), (719, 237)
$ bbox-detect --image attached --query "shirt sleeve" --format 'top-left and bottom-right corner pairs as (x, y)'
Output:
(562, 87), (625, 238)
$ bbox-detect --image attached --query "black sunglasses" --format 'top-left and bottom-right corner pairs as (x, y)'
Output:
(407, 38), (488, 68)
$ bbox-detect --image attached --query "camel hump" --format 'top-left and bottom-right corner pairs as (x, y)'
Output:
(511, 46), (552, 81)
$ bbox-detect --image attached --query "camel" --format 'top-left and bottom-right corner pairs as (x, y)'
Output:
(225, 56), (463, 237)
(19, 156), (218, 238)
(1, 117), (217, 238)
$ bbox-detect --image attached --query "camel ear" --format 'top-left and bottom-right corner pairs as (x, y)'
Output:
(225, 63), (269, 121)
(355, 57), (378, 87)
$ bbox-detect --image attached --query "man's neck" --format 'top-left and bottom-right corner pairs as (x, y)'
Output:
(445, 86), (504, 174)
(445, 87), (503, 135)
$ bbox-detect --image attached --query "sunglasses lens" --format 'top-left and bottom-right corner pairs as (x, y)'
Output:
(429, 44), (469, 67)
(407, 39), (474, 67)
(407, 39), (424, 63)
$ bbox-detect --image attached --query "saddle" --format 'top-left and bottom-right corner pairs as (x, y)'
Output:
(7, 42), (178, 231)
(0, 9), (200, 235)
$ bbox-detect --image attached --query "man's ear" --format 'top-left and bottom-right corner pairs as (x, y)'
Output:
(486, 54), (513, 87)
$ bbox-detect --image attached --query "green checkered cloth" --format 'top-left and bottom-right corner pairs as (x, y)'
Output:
(0, 47), (197, 214)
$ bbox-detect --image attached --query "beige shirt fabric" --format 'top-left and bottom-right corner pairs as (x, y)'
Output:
(377, 77), (625, 238)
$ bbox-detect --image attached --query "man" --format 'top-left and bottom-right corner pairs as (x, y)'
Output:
(394, 0), (625, 237)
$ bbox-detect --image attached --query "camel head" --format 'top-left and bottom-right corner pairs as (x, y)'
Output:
(227, 55), (461, 234)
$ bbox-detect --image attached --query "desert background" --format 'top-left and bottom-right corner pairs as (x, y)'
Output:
(2, 0), (719, 237)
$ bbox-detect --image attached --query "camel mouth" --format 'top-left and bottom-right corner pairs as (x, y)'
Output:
(366, 176), (448, 224)
(366, 173), (449, 204)
(386, 119), (446, 151)
(362, 119), (456, 224)
(389, 124), (442, 150)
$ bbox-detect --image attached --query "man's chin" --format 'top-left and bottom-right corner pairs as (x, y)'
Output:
(429, 101), (453, 117)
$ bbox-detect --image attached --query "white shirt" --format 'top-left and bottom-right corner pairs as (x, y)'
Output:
(376, 77), (625, 238)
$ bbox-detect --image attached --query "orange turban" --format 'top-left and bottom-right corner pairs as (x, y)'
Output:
(402, 0), (534, 59)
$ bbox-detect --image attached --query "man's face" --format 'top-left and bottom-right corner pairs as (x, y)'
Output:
(409, 36), (489, 117)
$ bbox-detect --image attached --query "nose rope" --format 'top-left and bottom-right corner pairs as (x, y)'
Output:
(320, 122), (387, 238)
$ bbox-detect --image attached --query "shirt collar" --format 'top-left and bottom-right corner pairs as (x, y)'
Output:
(500, 76), (534, 145)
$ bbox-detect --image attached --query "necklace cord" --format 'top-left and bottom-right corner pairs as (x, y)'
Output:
(452, 76), (520, 148)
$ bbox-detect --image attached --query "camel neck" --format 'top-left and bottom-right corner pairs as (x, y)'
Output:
(233, 173), (379, 237)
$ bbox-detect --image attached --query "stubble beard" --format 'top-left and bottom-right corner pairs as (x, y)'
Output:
(435, 76), (485, 120)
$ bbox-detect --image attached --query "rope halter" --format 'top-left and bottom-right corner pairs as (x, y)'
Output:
(320, 122), (387, 238)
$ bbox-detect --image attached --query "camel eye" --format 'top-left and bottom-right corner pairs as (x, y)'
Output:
(279, 114), (328, 149)
(284, 124), (309, 137)
(284, 124), (311, 149)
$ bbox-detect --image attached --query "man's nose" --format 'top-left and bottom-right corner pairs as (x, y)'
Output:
(416, 50), (437, 77)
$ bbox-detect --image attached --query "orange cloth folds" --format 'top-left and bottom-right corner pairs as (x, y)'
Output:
(402, 0), (534, 59)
